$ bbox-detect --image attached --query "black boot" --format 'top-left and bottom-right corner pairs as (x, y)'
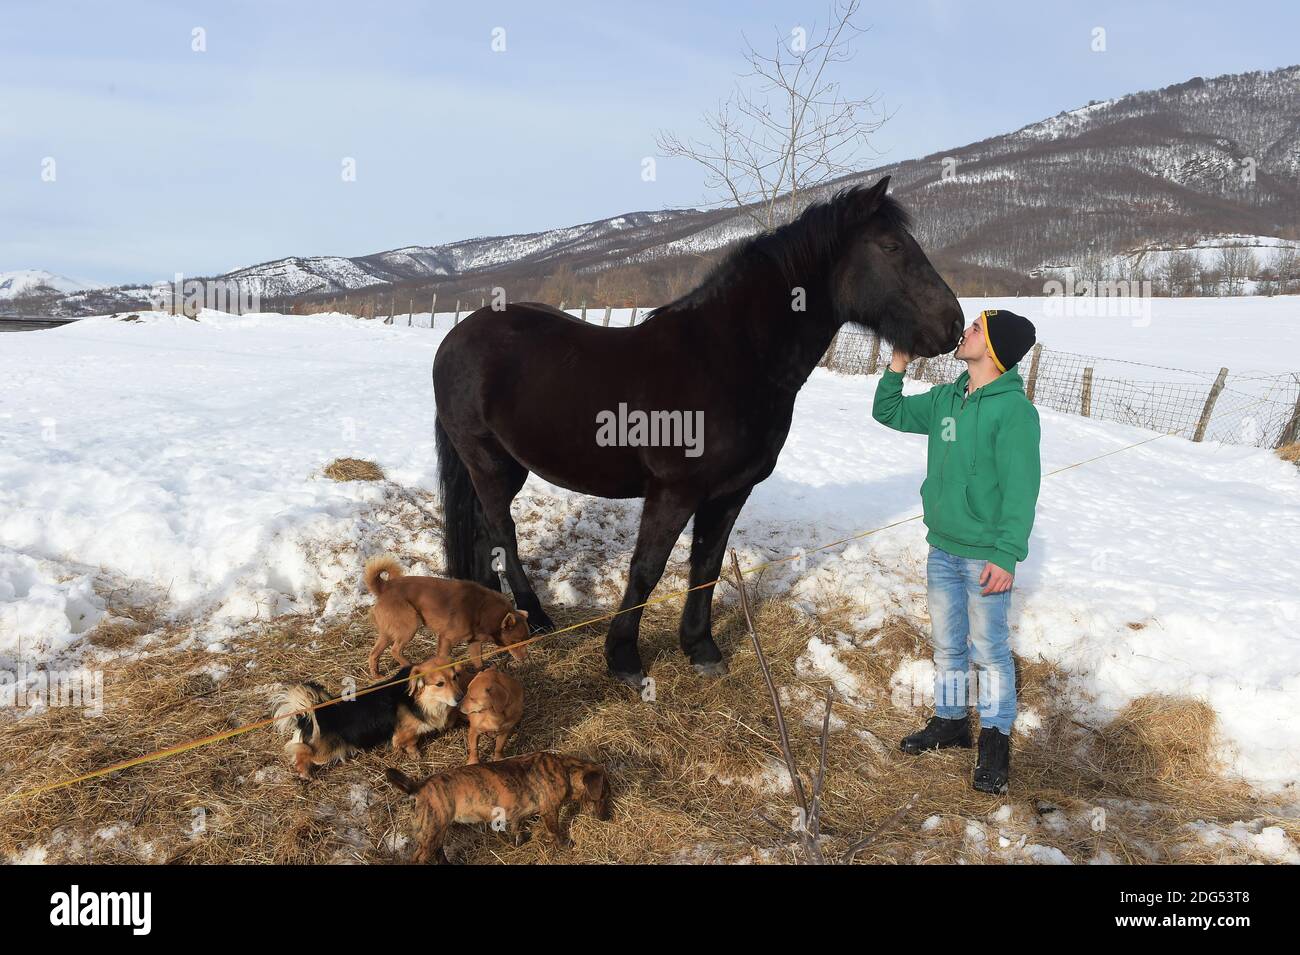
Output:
(899, 715), (971, 754)
(972, 727), (1011, 794)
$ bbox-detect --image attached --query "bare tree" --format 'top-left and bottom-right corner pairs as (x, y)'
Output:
(1269, 245), (1299, 295)
(1160, 250), (1199, 296)
(657, 0), (887, 231)
(1216, 243), (1257, 295)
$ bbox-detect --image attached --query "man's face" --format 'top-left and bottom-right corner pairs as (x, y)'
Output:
(955, 315), (987, 362)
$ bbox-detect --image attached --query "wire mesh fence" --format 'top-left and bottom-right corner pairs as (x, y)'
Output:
(821, 326), (1300, 449)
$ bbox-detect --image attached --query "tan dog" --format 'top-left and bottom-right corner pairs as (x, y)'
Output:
(364, 556), (530, 678)
(459, 668), (524, 764)
(385, 752), (611, 863)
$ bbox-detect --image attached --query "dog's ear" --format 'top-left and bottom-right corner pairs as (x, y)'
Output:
(502, 612), (517, 630)
(581, 769), (607, 800)
(517, 609), (529, 618)
(407, 662), (432, 696)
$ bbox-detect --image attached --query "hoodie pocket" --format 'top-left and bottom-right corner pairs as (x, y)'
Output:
(927, 479), (994, 547)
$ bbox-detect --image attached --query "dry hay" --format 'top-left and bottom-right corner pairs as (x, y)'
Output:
(0, 588), (1293, 865)
(322, 457), (386, 482)
(1277, 442), (1300, 466)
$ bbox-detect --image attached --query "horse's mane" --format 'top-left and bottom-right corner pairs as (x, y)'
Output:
(651, 185), (911, 317)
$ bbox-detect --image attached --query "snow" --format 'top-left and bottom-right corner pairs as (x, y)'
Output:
(2, 302), (1299, 793)
(1181, 819), (1300, 863)
(1114, 234), (1300, 273)
(954, 295), (1299, 381)
(0, 269), (99, 301)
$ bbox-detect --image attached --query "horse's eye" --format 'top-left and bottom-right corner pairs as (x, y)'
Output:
(881, 242), (902, 254)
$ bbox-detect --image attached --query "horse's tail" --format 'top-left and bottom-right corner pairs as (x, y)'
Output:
(436, 416), (485, 581)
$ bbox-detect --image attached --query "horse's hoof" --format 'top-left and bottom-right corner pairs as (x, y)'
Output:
(609, 669), (648, 690)
(693, 660), (729, 678)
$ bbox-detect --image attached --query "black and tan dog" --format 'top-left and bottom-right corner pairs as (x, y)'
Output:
(385, 751), (611, 862)
(272, 660), (463, 778)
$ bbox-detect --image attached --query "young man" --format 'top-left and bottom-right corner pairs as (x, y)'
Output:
(871, 309), (1041, 794)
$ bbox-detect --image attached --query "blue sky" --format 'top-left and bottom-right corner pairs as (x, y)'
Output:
(2, 0), (1297, 284)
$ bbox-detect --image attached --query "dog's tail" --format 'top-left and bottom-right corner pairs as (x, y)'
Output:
(385, 766), (421, 795)
(272, 683), (328, 743)
(364, 555), (404, 596)
(435, 416), (487, 583)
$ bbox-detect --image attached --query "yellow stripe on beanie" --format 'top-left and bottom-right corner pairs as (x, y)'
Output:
(981, 310), (1007, 373)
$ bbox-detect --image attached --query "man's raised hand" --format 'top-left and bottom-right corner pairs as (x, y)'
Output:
(888, 347), (913, 373)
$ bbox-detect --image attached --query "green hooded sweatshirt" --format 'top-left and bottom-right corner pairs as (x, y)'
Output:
(872, 365), (1041, 574)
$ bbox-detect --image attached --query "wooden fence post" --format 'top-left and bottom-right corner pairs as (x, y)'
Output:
(580, 301), (587, 323)
(1275, 375), (1300, 448)
(602, 306), (612, 327)
(408, 299), (414, 326)
(1193, 367), (1229, 443)
(454, 300), (461, 325)
(388, 292), (396, 324)
(430, 292), (437, 327)
(866, 334), (881, 376)
(912, 357), (928, 381)
(630, 302), (638, 325)
(559, 300), (566, 312)
(1025, 343), (1043, 403)
(1080, 367), (1094, 417)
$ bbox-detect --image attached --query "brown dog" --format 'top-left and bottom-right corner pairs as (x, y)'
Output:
(365, 556), (530, 678)
(385, 752), (611, 863)
(458, 668), (524, 764)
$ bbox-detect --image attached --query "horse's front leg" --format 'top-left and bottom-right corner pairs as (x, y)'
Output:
(606, 485), (696, 688)
(679, 485), (753, 676)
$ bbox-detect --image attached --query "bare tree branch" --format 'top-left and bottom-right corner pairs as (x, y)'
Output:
(657, 0), (888, 230)
(729, 549), (824, 864)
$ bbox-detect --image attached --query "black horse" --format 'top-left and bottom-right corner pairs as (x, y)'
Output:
(432, 176), (963, 686)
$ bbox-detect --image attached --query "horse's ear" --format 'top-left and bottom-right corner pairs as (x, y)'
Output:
(852, 176), (891, 220)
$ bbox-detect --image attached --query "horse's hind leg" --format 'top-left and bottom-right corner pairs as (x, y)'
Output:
(679, 485), (752, 677)
(463, 444), (555, 631)
(605, 485), (696, 687)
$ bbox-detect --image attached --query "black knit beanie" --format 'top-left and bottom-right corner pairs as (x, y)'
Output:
(981, 309), (1036, 371)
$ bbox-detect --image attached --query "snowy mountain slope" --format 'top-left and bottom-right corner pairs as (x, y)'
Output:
(219, 209), (725, 299)
(0, 270), (97, 301)
(2, 306), (1298, 790)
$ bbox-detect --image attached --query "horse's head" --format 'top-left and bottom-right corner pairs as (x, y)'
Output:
(828, 177), (963, 358)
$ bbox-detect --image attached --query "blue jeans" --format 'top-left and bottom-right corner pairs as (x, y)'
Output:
(926, 546), (1016, 735)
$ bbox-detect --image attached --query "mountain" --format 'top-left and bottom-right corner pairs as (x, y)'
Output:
(214, 209), (736, 300)
(18, 64), (1300, 315)
(0, 270), (98, 302)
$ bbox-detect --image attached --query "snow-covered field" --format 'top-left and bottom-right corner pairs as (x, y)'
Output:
(2, 303), (1299, 798)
